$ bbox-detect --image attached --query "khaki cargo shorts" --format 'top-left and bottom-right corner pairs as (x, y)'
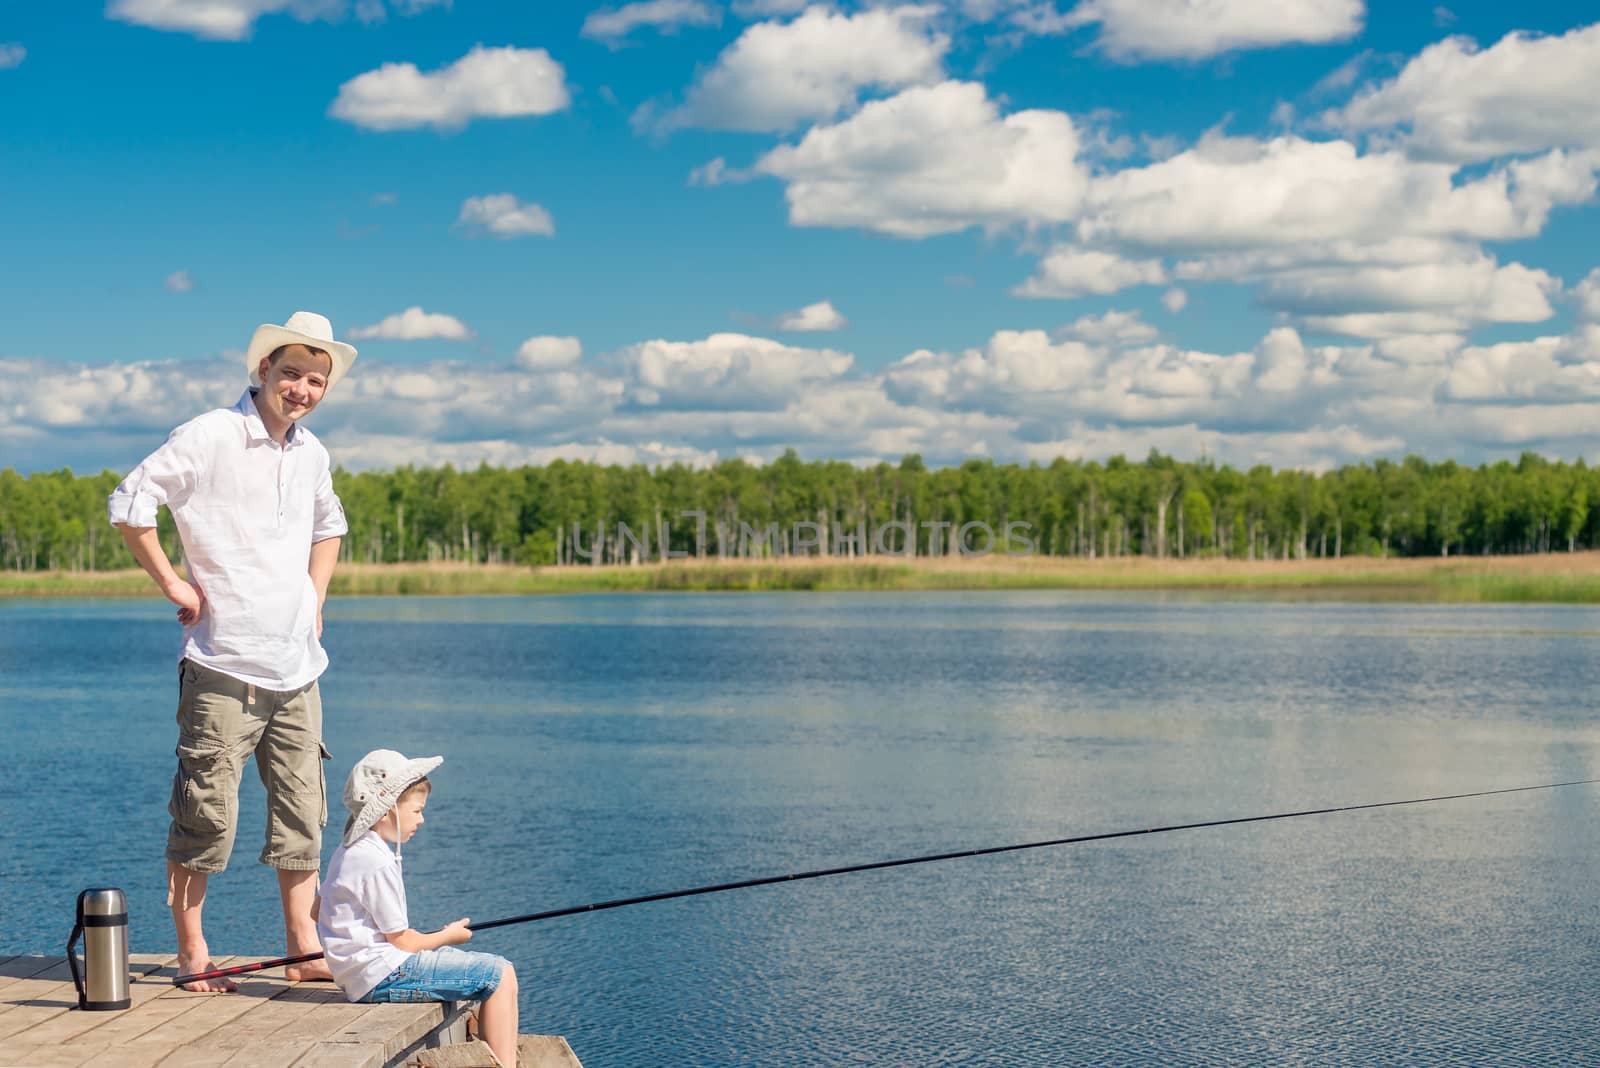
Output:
(167, 659), (331, 874)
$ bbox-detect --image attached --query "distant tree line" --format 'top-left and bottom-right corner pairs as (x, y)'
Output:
(3, 450), (1597, 571)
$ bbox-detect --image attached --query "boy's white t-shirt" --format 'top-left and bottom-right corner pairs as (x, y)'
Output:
(318, 830), (411, 1000)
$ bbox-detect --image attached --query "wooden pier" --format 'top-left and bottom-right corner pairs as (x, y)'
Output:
(0, 955), (580, 1068)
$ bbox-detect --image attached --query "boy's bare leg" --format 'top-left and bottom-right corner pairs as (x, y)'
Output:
(480, 965), (519, 1067)
(279, 868), (334, 981)
(170, 860), (237, 993)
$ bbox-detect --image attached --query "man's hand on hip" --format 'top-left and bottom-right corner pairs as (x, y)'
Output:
(165, 578), (205, 626)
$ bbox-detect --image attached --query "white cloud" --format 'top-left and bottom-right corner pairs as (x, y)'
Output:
(1327, 23), (1600, 162)
(1575, 269), (1600, 323)
(516, 336), (582, 369)
(1057, 0), (1363, 61)
(619, 333), (854, 410)
(688, 157), (730, 186)
(731, 0), (808, 16)
(164, 270), (195, 293)
(17, 318), (1600, 475)
(1079, 135), (1593, 253)
(1015, 248), (1166, 298)
(1055, 309), (1160, 346)
(1005, 133), (1593, 321)
(1015, 422), (1401, 472)
(883, 328), (1237, 422)
(108, 0), (303, 40)
(1253, 325), (1309, 393)
(0, 43), (25, 68)
(1439, 335), (1600, 403)
(754, 100), (1594, 259)
(775, 300), (848, 332)
(1373, 333), (1463, 365)
(1312, 48), (1373, 94)
(330, 46), (569, 131)
(1161, 287), (1188, 312)
(582, 0), (718, 43)
(457, 194), (555, 238)
(349, 307), (474, 340)
(0, 356), (238, 439)
(355, 0), (447, 22)
(1257, 252), (1560, 333)
(755, 81), (1086, 237)
(735, 80), (1592, 341)
(330, 435), (720, 471)
(653, 5), (948, 133)
(106, 0), (444, 40)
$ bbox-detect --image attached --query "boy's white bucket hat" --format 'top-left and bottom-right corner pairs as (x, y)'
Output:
(342, 749), (442, 847)
(245, 311), (358, 389)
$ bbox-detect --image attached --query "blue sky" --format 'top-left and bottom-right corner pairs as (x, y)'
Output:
(4, 1), (1599, 473)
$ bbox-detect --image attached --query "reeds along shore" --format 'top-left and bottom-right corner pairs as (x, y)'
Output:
(8, 553), (1600, 602)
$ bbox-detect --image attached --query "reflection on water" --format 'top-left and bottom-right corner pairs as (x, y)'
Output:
(3, 592), (1599, 1065)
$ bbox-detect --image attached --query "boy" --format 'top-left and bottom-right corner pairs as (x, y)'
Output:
(318, 750), (519, 1068)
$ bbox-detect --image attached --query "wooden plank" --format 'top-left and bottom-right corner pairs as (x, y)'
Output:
(19, 955), (179, 1047)
(516, 1035), (585, 1068)
(0, 1042), (104, 1068)
(117, 964), (298, 1068)
(408, 1040), (501, 1067)
(137, 979), (315, 1067)
(0, 958), (164, 1040)
(0, 958), (76, 1027)
(314, 1000), (452, 1062)
(0, 955), (71, 997)
(261, 989), (378, 1045)
(128, 979), (298, 1055)
(152, 978), (334, 1061)
(216, 1040), (324, 1067)
(0, 1040), (177, 1068)
(287, 1042), (388, 1068)
(0, 952), (475, 1068)
(198, 993), (460, 1068)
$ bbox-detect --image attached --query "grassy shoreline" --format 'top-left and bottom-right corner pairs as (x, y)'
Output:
(8, 554), (1600, 602)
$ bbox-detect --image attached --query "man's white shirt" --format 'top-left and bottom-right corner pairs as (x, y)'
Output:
(108, 389), (348, 690)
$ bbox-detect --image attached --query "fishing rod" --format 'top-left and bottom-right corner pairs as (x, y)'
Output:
(172, 776), (1596, 987)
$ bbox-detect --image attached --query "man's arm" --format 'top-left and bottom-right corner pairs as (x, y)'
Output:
(309, 536), (341, 638)
(384, 918), (472, 954)
(117, 524), (203, 624)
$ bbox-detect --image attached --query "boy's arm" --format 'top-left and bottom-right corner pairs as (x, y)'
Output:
(384, 918), (472, 953)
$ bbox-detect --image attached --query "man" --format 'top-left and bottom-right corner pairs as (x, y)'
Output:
(109, 311), (357, 991)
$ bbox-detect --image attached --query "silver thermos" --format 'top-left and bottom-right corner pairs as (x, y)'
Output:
(67, 888), (131, 1011)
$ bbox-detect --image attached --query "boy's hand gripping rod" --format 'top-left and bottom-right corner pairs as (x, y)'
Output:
(170, 777), (1596, 987)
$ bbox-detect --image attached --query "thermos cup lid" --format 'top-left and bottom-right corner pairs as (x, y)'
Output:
(78, 888), (127, 917)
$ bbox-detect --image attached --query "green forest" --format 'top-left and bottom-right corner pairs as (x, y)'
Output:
(2, 450), (1597, 572)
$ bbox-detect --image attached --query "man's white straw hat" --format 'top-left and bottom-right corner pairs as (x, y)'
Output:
(245, 311), (358, 389)
(342, 749), (443, 847)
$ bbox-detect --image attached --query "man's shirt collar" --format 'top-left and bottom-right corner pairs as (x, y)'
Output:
(237, 388), (302, 447)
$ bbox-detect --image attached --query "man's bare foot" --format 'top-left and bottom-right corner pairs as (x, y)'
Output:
(176, 949), (238, 993)
(285, 958), (334, 983)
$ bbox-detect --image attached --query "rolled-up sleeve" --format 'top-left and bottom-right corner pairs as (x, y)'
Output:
(311, 460), (349, 542)
(107, 422), (205, 528)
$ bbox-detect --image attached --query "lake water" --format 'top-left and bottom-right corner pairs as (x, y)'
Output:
(3, 592), (1600, 1065)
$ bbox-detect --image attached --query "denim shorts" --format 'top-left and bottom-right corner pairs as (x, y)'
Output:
(361, 947), (510, 1004)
